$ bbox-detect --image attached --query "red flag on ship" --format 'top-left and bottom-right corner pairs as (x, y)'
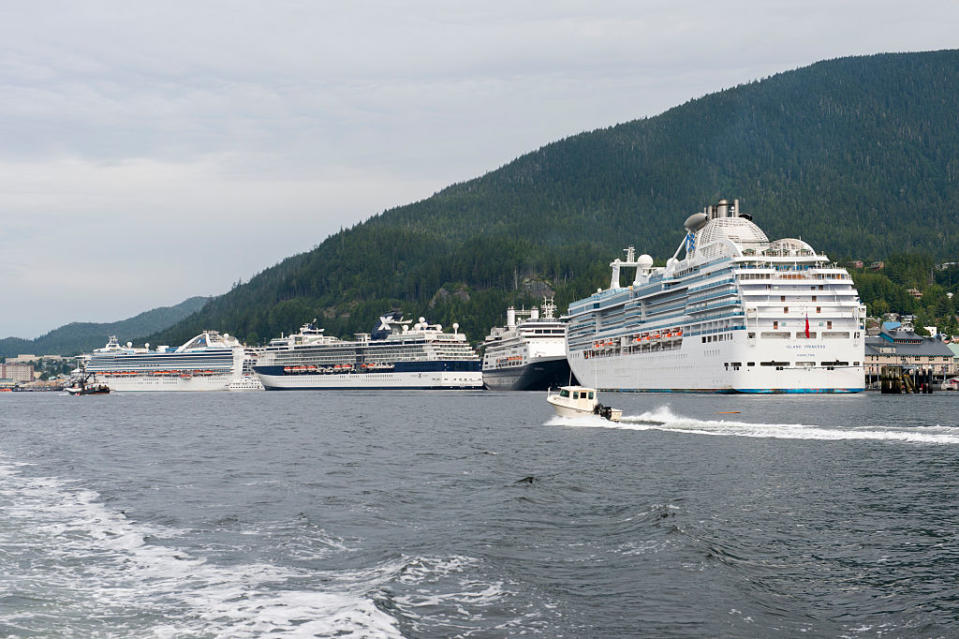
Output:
(805, 314), (810, 339)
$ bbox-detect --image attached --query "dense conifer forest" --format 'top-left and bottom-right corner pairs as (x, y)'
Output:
(152, 50), (959, 346)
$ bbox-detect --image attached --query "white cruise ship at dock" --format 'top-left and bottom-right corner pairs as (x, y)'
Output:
(82, 331), (247, 391)
(253, 313), (483, 390)
(482, 299), (575, 390)
(565, 198), (866, 393)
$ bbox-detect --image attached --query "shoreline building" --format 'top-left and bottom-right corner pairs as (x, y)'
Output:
(0, 362), (35, 384)
(864, 330), (955, 383)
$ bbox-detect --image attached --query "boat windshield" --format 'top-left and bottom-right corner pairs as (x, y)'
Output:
(560, 389), (570, 398)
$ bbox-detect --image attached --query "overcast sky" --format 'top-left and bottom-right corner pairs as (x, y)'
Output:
(1, 1), (957, 339)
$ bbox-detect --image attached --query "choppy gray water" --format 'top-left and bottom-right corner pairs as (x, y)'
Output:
(2, 391), (959, 638)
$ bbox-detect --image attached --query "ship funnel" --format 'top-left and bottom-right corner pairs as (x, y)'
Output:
(718, 199), (729, 217)
(506, 307), (516, 328)
(531, 307), (540, 320)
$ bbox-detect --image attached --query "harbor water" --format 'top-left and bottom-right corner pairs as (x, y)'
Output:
(2, 391), (958, 638)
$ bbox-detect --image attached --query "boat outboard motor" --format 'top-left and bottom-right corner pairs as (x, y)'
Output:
(593, 403), (614, 420)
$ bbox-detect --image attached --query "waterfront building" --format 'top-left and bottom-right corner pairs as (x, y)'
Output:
(864, 330), (955, 378)
(0, 362), (35, 383)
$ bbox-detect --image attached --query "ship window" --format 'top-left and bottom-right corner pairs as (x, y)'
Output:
(784, 307), (789, 313)
(588, 391), (594, 399)
(773, 321), (778, 329)
(827, 321), (833, 329)
(748, 332), (755, 339)
(780, 296), (786, 302)
(812, 296), (817, 301)
(816, 306), (821, 313)
(560, 389), (569, 398)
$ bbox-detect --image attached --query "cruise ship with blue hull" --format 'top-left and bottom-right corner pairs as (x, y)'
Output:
(565, 198), (866, 393)
(253, 314), (483, 390)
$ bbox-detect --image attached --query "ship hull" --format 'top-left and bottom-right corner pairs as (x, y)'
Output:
(93, 374), (235, 392)
(483, 356), (576, 391)
(254, 362), (483, 390)
(567, 331), (864, 393)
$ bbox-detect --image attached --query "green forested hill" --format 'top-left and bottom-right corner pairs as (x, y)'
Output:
(155, 50), (959, 346)
(0, 296), (210, 357)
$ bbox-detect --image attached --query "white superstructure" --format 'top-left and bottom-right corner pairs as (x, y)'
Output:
(482, 299), (573, 390)
(82, 332), (247, 392)
(253, 313), (483, 390)
(565, 198), (866, 393)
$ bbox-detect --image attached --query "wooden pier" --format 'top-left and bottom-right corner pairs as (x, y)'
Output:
(878, 366), (936, 394)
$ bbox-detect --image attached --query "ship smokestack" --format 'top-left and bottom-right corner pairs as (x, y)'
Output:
(531, 307), (540, 320)
(506, 307), (516, 328)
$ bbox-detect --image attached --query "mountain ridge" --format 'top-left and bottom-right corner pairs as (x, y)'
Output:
(0, 296), (210, 358)
(151, 49), (959, 346)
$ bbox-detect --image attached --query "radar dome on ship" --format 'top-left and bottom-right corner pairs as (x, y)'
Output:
(637, 254), (653, 269)
(684, 212), (708, 232)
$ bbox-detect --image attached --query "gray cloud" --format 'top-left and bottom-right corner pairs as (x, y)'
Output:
(1, 1), (957, 338)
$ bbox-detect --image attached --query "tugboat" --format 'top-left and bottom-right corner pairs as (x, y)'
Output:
(546, 385), (621, 421)
(65, 371), (111, 396)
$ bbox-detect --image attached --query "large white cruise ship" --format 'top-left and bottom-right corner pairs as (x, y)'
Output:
(565, 199), (866, 393)
(482, 299), (575, 390)
(253, 313), (483, 390)
(82, 331), (247, 391)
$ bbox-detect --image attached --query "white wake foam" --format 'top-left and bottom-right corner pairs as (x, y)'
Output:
(548, 405), (959, 445)
(0, 456), (403, 638)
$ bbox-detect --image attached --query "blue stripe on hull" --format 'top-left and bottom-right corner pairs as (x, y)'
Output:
(254, 361), (481, 377)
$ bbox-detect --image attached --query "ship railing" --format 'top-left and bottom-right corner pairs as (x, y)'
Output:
(751, 310), (860, 319)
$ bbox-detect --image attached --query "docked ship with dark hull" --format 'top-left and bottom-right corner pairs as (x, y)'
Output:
(482, 300), (575, 390)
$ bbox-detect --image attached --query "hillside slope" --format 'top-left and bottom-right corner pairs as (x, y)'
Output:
(0, 296), (210, 357)
(155, 50), (959, 346)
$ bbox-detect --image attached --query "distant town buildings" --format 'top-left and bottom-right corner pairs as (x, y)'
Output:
(5, 354), (67, 364)
(0, 362), (34, 383)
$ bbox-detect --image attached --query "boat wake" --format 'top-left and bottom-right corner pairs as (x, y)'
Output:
(0, 452), (544, 638)
(0, 455), (402, 638)
(548, 405), (959, 445)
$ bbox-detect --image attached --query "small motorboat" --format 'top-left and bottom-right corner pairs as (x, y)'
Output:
(65, 372), (111, 396)
(65, 383), (111, 396)
(547, 385), (621, 422)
